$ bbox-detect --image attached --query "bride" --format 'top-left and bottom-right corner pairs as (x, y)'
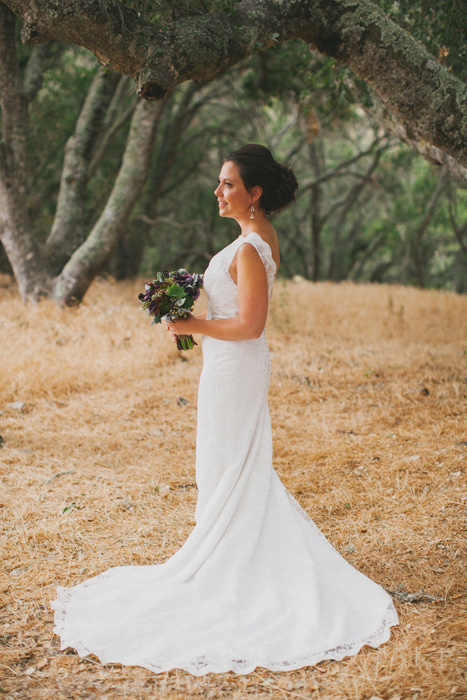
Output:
(53, 144), (398, 675)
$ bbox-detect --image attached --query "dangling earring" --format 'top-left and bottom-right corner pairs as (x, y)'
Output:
(250, 203), (255, 220)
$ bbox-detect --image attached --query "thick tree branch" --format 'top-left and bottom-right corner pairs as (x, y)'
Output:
(365, 102), (467, 185)
(3, 0), (467, 173)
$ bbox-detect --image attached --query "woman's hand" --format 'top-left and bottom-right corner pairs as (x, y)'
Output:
(165, 314), (197, 337)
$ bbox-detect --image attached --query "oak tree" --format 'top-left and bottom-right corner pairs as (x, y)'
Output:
(1, 0), (466, 302)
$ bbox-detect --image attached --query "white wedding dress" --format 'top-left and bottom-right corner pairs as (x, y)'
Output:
(52, 232), (398, 675)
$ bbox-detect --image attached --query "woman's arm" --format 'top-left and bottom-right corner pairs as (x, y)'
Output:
(167, 243), (268, 341)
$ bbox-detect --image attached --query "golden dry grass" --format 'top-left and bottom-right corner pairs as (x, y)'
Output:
(0, 274), (466, 700)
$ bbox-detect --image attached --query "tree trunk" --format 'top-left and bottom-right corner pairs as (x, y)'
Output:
(348, 226), (388, 281)
(310, 181), (321, 282)
(109, 80), (219, 280)
(0, 189), (48, 298)
(448, 186), (467, 260)
(106, 224), (146, 280)
(52, 99), (162, 305)
(0, 240), (12, 273)
(45, 67), (122, 275)
(88, 75), (136, 178)
(304, 136), (324, 282)
(410, 167), (449, 288)
(129, 83), (207, 277)
(23, 43), (48, 102)
(0, 3), (48, 300)
(328, 145), (383, 281)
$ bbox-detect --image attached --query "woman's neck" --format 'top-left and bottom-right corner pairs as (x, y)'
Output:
(238, 210), (270, 237)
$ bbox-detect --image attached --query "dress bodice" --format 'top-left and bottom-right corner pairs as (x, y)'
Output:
(203, 232), (277, 320)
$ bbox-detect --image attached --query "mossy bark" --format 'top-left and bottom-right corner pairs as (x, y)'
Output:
(45, 68), (121, 276)
(52, 99), (162, 305)
(107, 82), (204, 280)
(3, 0), (467, 173)
(0, 3), (48, 301)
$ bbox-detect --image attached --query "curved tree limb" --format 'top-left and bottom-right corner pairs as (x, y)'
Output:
(2, 0), (467, 174)
(364, 102), (467, 186)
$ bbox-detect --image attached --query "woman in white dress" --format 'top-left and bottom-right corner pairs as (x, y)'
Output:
(53, 144), (398, 675)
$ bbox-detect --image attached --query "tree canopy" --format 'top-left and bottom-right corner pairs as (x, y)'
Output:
(0, 0), (466, 303)
(3, 0), (467, 179)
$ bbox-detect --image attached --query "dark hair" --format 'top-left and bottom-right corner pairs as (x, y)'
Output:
(225, 144), (298, 215)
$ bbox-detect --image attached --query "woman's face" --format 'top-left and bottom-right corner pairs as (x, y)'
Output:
(214, 161), (252, 221)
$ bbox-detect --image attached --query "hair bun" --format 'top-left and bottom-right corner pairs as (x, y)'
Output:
(226, 144), (298, 214)
(270, 163), (298, 213)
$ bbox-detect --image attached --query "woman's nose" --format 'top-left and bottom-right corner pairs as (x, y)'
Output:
(214, 183), (221, 196)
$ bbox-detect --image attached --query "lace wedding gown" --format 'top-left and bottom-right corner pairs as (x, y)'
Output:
(52, 232), (398, 675)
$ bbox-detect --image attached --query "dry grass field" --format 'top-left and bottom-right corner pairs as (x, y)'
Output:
(0, 274), (466, 700)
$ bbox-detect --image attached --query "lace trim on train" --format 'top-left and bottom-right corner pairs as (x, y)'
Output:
(53, 588), (398, 676)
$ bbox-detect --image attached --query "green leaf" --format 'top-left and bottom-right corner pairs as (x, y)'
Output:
(168, 283), (185, 299)
(62, 501), (83, 514)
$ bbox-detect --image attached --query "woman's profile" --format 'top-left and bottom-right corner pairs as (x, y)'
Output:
(52, 144), (398, 675)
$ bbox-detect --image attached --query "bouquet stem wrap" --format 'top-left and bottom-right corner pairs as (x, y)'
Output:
(175, 334), (197, 351)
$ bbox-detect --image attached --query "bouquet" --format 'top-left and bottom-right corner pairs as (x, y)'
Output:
(138, 269), (203, 351)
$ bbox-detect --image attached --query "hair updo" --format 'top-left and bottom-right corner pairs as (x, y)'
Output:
(225, 144), (298, 215)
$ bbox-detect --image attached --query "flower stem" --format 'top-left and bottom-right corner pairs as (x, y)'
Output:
(176, 334), (197, 351)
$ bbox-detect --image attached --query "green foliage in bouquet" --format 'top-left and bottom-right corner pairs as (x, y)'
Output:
(138, 269), (203, 350)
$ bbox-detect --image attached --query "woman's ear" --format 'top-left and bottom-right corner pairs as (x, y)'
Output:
(251, 186), (263, 205)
